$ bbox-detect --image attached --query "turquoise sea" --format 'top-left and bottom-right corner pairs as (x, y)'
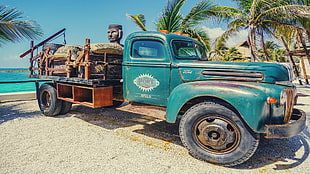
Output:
(0, 68), (38, 93)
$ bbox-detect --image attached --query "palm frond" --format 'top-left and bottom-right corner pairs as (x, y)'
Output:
(181, 0), (215, 31)
(126, 14), (148, 31)
(210, 6), (248, 22)
(156, 0), (186, 32)
(0, 5), (42, 45)
(258, 4), (310, 23)
(185, 27), (211, 51)
(214, 21), (244, 48)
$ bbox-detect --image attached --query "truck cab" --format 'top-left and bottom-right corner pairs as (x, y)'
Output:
(121, 31), (306, 166)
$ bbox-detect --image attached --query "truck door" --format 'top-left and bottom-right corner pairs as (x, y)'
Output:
(123, 39), (171, 106)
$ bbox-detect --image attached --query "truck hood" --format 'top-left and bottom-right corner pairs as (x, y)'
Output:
(177, 61), (292, 84)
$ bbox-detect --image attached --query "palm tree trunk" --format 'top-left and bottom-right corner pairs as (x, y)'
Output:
(261, 33), (270, 61)
(248, 26), (260, 62)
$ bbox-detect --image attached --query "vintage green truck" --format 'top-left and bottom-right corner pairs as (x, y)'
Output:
(21, 30), (306, 166)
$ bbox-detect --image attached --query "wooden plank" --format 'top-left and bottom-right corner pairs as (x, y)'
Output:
(93, 86), (113, 108)
(117, 103), (166, 121)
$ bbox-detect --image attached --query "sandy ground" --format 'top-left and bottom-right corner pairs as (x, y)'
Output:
(0, 82), (310, 174)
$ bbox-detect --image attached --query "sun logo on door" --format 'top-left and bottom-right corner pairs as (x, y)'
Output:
(133, 74), (160, 92)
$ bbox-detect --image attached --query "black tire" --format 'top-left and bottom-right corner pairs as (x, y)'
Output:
(38, 83), (62, 116)
(113, 100), (124, 107)
(59, 101), (72, 115)
(106, 100), (123, 108)
(179, 101), (260, 166)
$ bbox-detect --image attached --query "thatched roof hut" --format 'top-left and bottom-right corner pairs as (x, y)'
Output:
(233, 41), (251, 59)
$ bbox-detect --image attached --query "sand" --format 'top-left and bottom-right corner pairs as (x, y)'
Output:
(0, 82), (310, 174)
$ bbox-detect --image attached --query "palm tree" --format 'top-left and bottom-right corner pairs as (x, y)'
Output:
(0, 5), (42, 46)
(126, 14), (147, 31)
(127, 0), (216, 51)
(258, 41), (286, 61)
(212, 0), (310, 62)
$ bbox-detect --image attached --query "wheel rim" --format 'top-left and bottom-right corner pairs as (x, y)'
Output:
(193, 115), (240, 154)
(41, 90), (51, 110)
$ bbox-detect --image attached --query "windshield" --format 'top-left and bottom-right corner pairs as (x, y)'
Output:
(172, 40), (207, 60)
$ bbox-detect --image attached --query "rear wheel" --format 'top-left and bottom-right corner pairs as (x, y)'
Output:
(179, 101), (260, 166)
(59, 101), (72, 115)
(38, 83), (62, 116)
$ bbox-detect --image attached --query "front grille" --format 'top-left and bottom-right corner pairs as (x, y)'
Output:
(283, 88), (296, 123)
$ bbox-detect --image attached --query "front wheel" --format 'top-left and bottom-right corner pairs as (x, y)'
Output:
(179, 101), (260, 166)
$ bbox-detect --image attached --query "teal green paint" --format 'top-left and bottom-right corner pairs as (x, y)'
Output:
(123, 31), (294, 132)
(166, 81), (288, 132)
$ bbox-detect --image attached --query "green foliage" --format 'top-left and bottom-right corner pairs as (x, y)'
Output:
(127, 0), (216, 51)
(213, 0), (310, 62)
(0, 5), (42, 46)
(156, 0), (186, 32)
(258, 41), (288, 62)
(126, 14), (148, 31)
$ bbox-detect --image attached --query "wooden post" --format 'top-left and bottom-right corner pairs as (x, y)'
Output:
(104, 52), (107, 80)
(85, 39), (90, 80)
(281, 36), (302, 85)
(45, 48), (50, 76)
(299, 32), (310, 84)
(30, 41), (34, 75)
(300, 57), (309, 84)
(66, 50), (72, 78)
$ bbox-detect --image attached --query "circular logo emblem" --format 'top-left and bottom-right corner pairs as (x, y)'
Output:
(133, 74), (160, 92)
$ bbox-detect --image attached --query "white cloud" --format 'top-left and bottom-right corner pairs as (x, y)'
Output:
(202, 26), (248, 48)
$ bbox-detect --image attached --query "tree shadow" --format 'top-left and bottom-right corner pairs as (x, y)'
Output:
(1, 99), (308, 170)
(64, 104), (309, 169)
(232, 135), (309, 169)
(0, 99), (41, 124)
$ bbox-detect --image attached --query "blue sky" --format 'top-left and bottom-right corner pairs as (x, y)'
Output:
(0, 0), (244, 68)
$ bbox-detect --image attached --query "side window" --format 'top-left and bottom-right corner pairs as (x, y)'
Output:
(172, 40), (208, 60)
(195, 43), (208, 60)
(172, 41), (196, 58)
(131, 40), (165, 59)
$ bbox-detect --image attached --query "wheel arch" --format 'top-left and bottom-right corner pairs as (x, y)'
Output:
(166, 81), (269, 133)
(178, 96), (239, 117)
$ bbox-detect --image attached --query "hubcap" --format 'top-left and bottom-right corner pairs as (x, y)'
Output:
(193, 116), (240, 154)
(41, 91), (51, 110)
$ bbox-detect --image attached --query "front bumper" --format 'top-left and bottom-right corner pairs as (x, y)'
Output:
(265, 109), (306, 138)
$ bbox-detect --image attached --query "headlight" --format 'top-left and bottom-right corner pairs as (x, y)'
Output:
(281, 63), (295, 82)
(280, 89), (287, 105)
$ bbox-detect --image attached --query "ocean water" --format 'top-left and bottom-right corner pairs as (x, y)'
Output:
(0, 68), (38, 93)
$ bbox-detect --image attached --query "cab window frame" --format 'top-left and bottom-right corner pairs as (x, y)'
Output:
(171, 39), (207, 60)
(130, 39), (166, 60)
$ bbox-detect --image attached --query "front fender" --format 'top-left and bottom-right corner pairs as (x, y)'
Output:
(166, 81), (270, 132)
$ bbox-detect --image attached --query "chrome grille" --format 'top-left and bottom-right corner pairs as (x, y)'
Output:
(283, 88), (296, 123)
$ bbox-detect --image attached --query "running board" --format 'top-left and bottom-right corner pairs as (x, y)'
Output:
(117, 103), (166, 121)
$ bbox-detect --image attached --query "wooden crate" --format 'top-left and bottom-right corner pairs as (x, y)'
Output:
(57, 83), (113, 108)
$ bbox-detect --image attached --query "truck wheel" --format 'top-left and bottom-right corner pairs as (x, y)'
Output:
(112, 100), (123, 107)
(38, 83), (62, 116)
(179, 101), (260, 166)
(59, 101), (72, 115)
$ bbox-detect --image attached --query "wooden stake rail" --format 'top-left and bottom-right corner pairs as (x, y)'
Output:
(29, 39), (95, 80)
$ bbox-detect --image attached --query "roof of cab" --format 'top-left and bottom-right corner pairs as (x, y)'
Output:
(125, 31), (198, 43)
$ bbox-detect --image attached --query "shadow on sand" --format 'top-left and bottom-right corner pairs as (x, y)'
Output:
(59, 104), (310, 170)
